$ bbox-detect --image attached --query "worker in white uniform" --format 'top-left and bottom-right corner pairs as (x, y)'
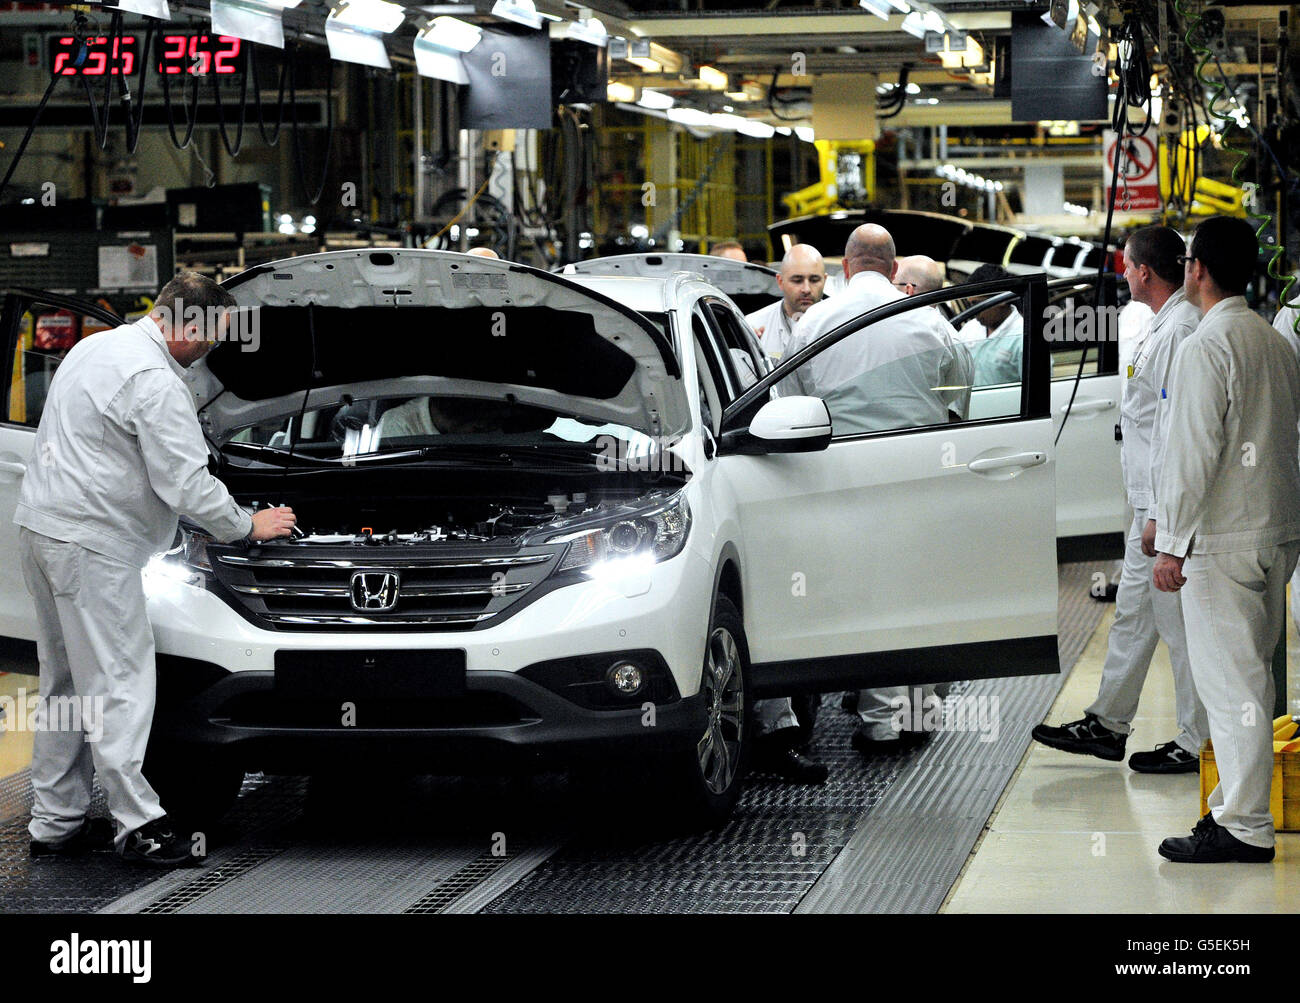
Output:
(1267, 282), (1300, 633)
(958, 264), (1023, 387)
(710, 241), (748, 263)
(777, 225), (968, 755)
(1032, 226), (1208, 773)
(15, 272), (296, 867)
(743, 244), (826, 364)
(1153, 216), (1300, 863)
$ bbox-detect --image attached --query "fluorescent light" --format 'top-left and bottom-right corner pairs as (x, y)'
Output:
(628, 55), (662, 71)
(775, 126), (792, 136)
(859, 0), (893, 20)
(415, 36), (469, 81)
(328, 0), (406, 32)
(607, 81), (636, 102)
(427, 15), (482, 52)
(921, 9), (944, 32)
(938, 32), (983, 68)
(666, 106), (712, 127)
(211, 0), (301, 48)
(736, 119), (776, 139)
(491, 0), (543, 29)
(901, 11), (927, 37)
(725, 90), (751, 102)
(566, 16), (607, 46)
(697, 64), (728, 90)
(637, 88), (674, 110)
(887, 0), (911, 10)
(794, 125), (815, 142)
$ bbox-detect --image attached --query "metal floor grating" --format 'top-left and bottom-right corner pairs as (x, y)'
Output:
(0, 561), (1115, 914)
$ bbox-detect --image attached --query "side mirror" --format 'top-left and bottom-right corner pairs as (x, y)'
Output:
(718, 396), (833, 455)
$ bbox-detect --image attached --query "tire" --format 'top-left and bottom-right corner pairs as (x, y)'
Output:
(142, 743), (244, 834)
(661, 594), (753, 831)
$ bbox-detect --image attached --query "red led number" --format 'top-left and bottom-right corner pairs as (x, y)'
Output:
(214, 36), (240, 74)
(51, 36), (136, 76)
(159, 34), (186, 74)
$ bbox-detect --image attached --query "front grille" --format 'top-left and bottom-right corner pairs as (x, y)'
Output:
(209, 543), (562, 631)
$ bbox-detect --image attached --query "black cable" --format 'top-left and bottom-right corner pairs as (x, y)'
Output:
(82, 12), (121, 151)
(160, 32), (203, 150)
(0, 63), (64, 202)
(212, 38), (250, 157)
(288, 44), (334, 206)
(250, 43), (289, 146)
(118, 22), (154, 155)
(767, 67), (806, 122)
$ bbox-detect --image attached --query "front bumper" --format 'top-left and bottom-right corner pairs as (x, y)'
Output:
(155, 654), (708, 774)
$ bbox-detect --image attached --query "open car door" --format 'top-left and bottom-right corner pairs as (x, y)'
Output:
(713, 274), (1059, 695)
(0, 289), (122, 641)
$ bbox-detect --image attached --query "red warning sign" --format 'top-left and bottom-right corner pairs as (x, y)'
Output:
(1103, 130), (1161, 212)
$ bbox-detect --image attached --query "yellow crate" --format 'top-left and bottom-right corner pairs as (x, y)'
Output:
(1199, 744), (1300, 831)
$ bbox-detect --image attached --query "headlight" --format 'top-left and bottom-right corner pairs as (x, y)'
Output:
(142, 526), (214, 592)
(547, 493), (691, 577)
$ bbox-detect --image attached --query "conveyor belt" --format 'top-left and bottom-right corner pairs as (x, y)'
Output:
(0, 560), (1114, 914)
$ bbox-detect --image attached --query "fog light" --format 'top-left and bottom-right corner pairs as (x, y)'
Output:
(607, 662), (644, 696)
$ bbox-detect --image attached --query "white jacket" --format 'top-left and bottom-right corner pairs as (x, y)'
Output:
(775, 269), (969, 432)
(1121, 288), (1199, 518)
(14, 317), (252, 567)
(743, 299), (798, 362)
(1154, 296), (1300, 557)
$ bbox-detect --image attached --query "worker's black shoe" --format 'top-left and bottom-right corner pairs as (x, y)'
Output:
(754, 745), (829, 785)
(1090, 582), (1119, 603)
(29, 817), (116, 858)
(1158, 813), (1275, 863)
(840, 691), (859, 714)
(850, 725), (929, 757)
(1031, 714), (1126, 761)
(1129, 740), (1199, 774)
(121, 815), (201, 868)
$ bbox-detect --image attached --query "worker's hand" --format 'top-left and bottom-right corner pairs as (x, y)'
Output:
(250, 506), (296, 541)
(1152, 552), (1186, 593)
(1141, 518), (1158, 557)
(753, 325), (766, 338)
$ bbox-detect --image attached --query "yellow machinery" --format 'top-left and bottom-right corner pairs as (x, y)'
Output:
(1159, 126), (1248, 217)
(781, 139), (876, 217)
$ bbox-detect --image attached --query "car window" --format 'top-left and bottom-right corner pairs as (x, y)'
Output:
(692, 309), (739, 404)
(5, 299), (117, 427)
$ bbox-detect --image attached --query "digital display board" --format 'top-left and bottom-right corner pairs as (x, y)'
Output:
(49, 34), (245, 77)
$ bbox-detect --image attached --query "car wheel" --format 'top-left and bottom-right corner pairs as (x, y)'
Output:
(665, 594), (752, 830)
(143, 743), (244, 835)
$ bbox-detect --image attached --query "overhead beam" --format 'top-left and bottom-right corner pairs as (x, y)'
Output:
(626, 11), (1009, 38)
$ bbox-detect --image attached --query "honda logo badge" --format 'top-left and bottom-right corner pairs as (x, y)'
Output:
(350, 571), (400, 612)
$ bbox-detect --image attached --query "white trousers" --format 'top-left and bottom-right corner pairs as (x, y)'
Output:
(857, 685), (938, 741)
(1180, 543), (1299, 848)
(19, 528), (165, 851)
(1087, 513), (1208, 753)
(755, 697), (798, 737)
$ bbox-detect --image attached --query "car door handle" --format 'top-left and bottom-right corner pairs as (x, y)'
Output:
(0, 460), (26, 477)
(1058, 398), (1116, 416)
(967, 451), (1047, 473)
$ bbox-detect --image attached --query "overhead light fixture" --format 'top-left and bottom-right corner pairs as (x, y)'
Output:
(625, 42), (683, 74)
(900, 11), (927, 38)
(794, 125), (815, 142)
(210, 0), (301, 48)
(607, 81), (637, 102)
(736, 119), (776, 139)
(637, 88), (674, 110)
(414, 17), (480, 81)
(725, 90), (751, 102)
(627, 55), (662, 71)
(326, 0), (407, 68)
(491, 0), (543, 29)
(566, 15), (608, 46)
(426, 15), (482, 51)
(887, 0), (911, 10)
(697, 64), (728, 90)
(859, 0), (894, 21)
(921, 9), (945, 32)
(113, 0), (171, 18)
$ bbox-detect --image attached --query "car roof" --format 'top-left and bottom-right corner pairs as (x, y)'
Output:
(563, 274), (673, 313)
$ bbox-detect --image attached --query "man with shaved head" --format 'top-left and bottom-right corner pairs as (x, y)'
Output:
(775, 224), (973, 757)
(744, 243), (827, 362)
(893, 255), (946, 296)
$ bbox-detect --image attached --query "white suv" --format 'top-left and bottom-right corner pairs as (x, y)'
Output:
(0, 250), (1060, 828)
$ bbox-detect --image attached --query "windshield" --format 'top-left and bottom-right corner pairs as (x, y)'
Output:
(223, 393), (657, 462)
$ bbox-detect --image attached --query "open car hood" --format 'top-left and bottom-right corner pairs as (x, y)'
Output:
(187, 249), (687, 442)
(559, 253), (780, 314)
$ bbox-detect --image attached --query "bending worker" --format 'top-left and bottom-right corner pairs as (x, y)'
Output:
(15, 272), (296, 868)
(1032, 225), (1207, 773)
(1153, 217), (1300, 864)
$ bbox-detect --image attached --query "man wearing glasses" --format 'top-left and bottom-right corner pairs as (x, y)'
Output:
(1153, 216), (1300, 863)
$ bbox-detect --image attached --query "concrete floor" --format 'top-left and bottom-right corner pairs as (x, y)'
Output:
(944, 595), (1300, 913)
